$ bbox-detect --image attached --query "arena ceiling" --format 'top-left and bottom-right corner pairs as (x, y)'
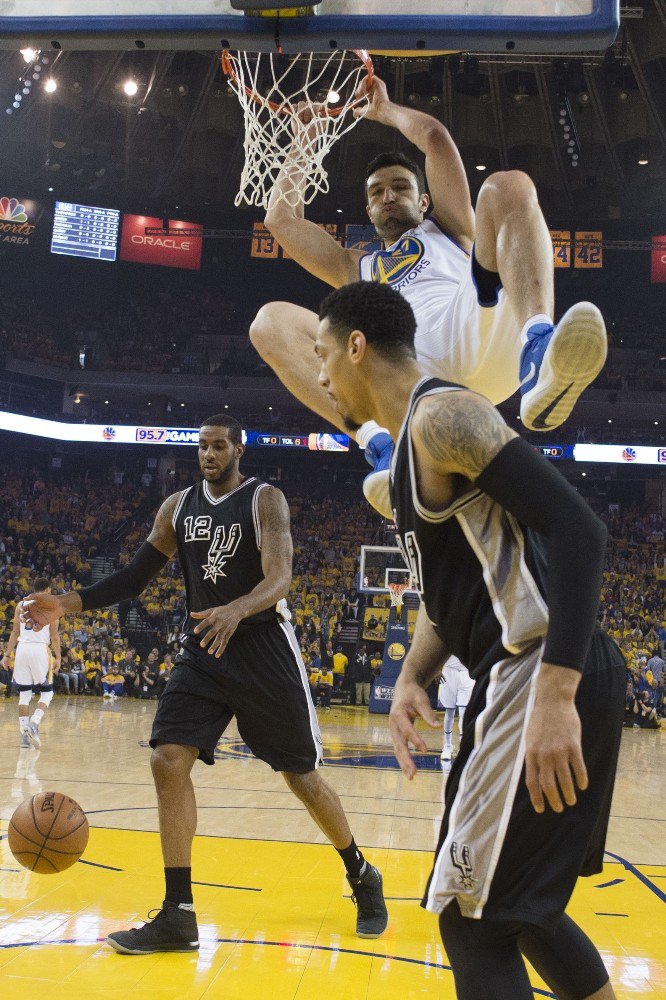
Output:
(0, 2), (664, 226)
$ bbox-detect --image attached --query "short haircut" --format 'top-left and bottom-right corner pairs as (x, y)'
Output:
(33, 576), (50, 592)
(365, 151), (427, 197)
(319, 281), (417, 360)
(200, 414), (243, 446)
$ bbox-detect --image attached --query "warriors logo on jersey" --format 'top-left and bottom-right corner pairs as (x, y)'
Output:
(202, 524), (242, 583)
(370, 236), (426, 286)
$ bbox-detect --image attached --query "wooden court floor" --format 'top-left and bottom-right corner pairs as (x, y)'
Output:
(0, 697), (664, 999)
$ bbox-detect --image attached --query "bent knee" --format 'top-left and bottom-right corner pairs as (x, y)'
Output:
(478, 169), (537, 211)
(282, 769), (318, 797)
(151, 744), (196, 786)
(250, 301), (300, 353)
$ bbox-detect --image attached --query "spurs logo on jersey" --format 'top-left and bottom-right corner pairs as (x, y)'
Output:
(202, 524), (242, 583)
(450, 842), (475, 889)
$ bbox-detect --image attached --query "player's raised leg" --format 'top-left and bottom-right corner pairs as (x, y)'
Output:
(106, 743), (200, 955)
(283, 769), (388, 938)
(474, 170), (607, 432)
(250, 301), (352, 434)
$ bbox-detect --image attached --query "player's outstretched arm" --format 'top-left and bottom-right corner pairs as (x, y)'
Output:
(192, 486), (294, 657)
(411, 390), (606, 811)
(390, 603), (445, 780)
(356, 75), (474, 251)
(263, 106), (363, 287)
(22, 494), (180, 629)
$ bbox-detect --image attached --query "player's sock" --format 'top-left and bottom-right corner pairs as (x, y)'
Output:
(337, 838), (366, 879)
(31, 709), (44, 726)
(519, 313), (553, 345)
(444, 708), (455, 748)
(164, 866), (194, 907)
(355, 420), (389, 452)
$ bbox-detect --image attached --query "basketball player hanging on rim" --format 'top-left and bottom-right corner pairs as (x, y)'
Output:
(22, 414), (388, 954)
(2, 577), (60, 749)
(250, 73), (607, 520)
(312, 281), (625, 1000)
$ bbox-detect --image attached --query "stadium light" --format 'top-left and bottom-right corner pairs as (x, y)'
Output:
(123, 79), (138, 97)
(20, 48), (37, 63)
(44, 78), (57, 93)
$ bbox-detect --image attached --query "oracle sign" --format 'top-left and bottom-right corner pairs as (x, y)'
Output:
(651, 236), (666, 283)
(120, 214), (202, 269)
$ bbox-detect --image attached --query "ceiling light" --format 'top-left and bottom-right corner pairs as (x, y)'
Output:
(336, 208), (343, 214)
(180, 402), (185, 407)
(475, 164), (486, 171)
(48, 186), (53, 192)
(105, 400), (109, 404)
(44, 78), (57, 93)
(20, 48), (37, 63)
(608, 419), (612, 423)
(123, 79), (138, 97)
(638, 157), (648, 165)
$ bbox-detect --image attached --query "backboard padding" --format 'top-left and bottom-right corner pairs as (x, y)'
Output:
(0, 1), (619, 52)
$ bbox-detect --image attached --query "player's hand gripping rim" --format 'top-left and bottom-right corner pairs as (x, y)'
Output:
(389, 677), (441, 780)
(524, 667), (589, 814)
(191, 605), (243, 658)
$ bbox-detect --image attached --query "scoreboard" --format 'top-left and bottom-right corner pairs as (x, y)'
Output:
(51, 201), (120, 261)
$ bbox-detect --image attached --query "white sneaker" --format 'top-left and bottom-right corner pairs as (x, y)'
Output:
(28, 722), (41, 749)
(440, 746), (452, 762)
(19, 730), (30, 749)
(520, 302), (607, 432)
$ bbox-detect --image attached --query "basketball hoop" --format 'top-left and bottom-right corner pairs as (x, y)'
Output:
(388, 582), (409, 610)
(221, 48), (373, 208)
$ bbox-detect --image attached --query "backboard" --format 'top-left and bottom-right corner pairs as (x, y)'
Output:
(359, 545), (416, 596)
(0, 1), (619, 53)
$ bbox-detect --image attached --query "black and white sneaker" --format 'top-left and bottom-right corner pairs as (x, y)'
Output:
(347, 863), (389, 938)
(106, 900), (199, 954)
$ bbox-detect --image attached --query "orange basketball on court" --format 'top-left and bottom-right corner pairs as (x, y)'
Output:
(8, 792), (89, 874)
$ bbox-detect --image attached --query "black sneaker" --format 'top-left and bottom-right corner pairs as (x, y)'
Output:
(347, 863), (388, 938)
(106, 901), (199, 954)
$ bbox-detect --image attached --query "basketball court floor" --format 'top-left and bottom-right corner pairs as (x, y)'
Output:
(0, 697), (664, 999)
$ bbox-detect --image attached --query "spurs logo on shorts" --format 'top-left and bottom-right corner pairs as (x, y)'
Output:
(450, 842), (475, 890)
(202, 524), (242, 583)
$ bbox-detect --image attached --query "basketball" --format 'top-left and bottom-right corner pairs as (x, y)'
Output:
(8, 792), (89, 874)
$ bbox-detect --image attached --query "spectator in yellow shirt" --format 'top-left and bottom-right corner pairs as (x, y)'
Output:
(332, 648), (348, 691)
(102, 670), (124, 699)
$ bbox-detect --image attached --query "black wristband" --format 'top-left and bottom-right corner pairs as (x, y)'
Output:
(78, 541), (169, 612)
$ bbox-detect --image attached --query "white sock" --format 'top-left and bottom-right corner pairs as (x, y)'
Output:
(520, 313), (553, 345)
(177, 902), (195, 911)
(355, 420), (390, 450)
(444, 708), (455, 748)
(31, 709), (44, 725)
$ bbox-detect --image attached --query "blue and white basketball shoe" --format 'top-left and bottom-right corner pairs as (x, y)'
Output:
(362, 430), (394, 520)
(519, 302), (607, 432)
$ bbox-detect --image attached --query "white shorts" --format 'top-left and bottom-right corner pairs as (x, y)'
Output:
(438, 656), (475, 710)
(13, 644), (50, 688)
(417, 267), (520, 406)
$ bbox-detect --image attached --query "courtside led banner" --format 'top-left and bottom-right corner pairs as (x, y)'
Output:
(120, 214), (203, 270)
(0, 413), (350, 451)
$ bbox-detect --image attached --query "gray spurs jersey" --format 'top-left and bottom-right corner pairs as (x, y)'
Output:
(389, 377), (550, 678)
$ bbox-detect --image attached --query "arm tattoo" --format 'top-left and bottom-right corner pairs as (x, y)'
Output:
(258, 487), (293, 568)
(146, 493), (179, 554)
(416, 391), (516, 479)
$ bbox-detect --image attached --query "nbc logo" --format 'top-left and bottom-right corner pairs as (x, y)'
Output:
(0, 197), (28, 222)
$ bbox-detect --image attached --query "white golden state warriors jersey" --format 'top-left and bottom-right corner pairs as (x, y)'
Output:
(358, 216), (470, 366)
(18, 601), (50, 644)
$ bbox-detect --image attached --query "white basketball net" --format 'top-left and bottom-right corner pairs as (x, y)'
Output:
(222, 49), (372, 209)
(388, 582), (409, 609)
